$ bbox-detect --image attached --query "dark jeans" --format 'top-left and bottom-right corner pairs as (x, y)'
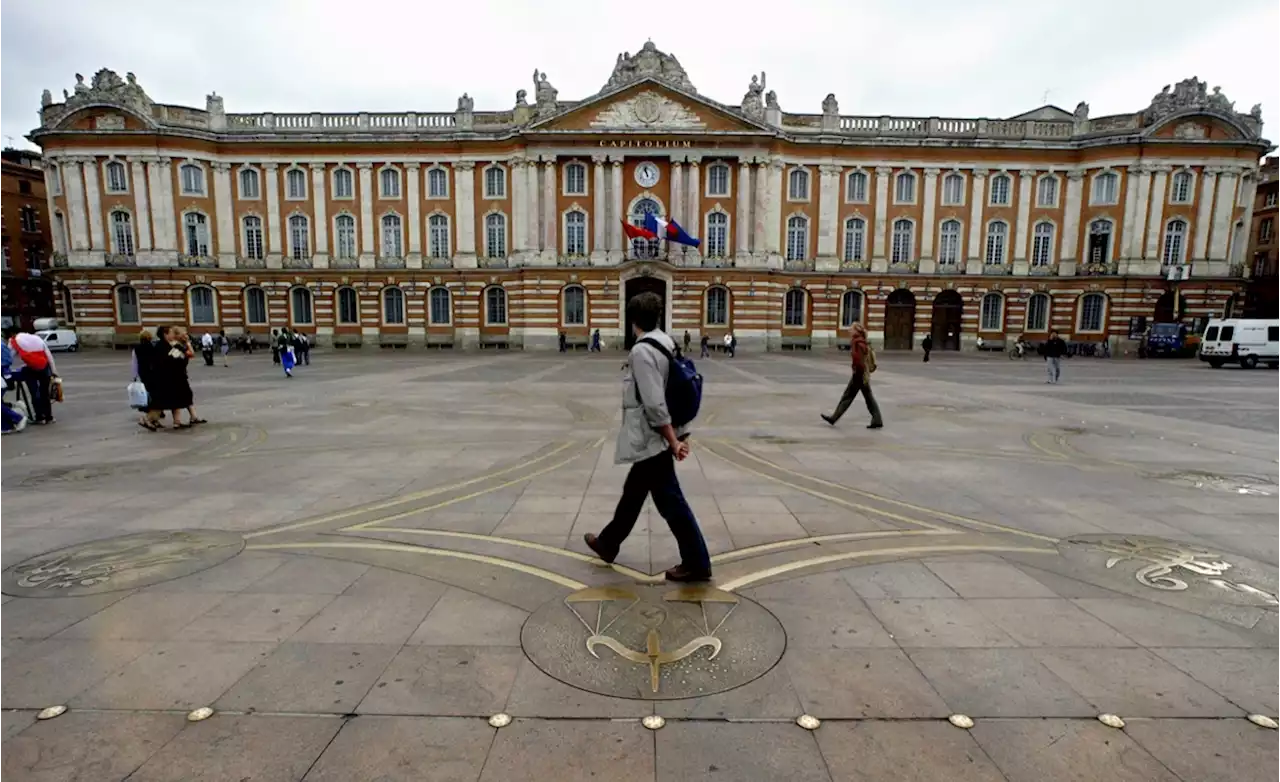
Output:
(21, 366), (52, 422)
(830, 372), (882, 426)
(597, 450), (711, 572)
(202, 349), (215, 366)
(922, 348), (931, 363)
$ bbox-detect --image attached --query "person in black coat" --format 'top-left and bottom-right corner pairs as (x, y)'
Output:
(921, 333), (933, 363)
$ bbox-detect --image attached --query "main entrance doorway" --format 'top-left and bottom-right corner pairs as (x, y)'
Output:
(931, 290), (963, 350)
(623, 275), (668, 349)
(884, 289), (916, 350)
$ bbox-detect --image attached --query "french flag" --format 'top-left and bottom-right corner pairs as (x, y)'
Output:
(643, 213), (700, 248)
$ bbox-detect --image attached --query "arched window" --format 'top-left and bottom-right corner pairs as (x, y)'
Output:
(786, 215), (808, 261)
(985, 221), (1008, 265)
(843, 217), (866, 262)
(60, 287), (75, 323)
(333, 168), (354, 199)
(286, 168), (307, 200)
(379, 167), (401, 198)
(1037, 176), (1058, 207)
(1092, 171), (1119, 205)
(49, 163), (62, 196)
(1025, 293), (1050, 332)
(707, 163), (730, 197)
(938, 219), (962, 266)
(381, 214), (403, 257)
(563, 285), (586, 326)
(290, 287), (314, 325)
(895, 171), (916, 203)
(485, 286), (507, 325)
(1163, 219), (1188, 265)
(104, 160), (128, 193)
(564, 163), (587, 196)
(565, 211), (587, 256)
(706, 212), (728, 258)
(55, 212), (68, 254)
(288, 215), (309, 259)
(989, 174), (1012, 206)
(942, 173), (964, 206)
(110, 211), (134, 256)
(242, 216), (264, 260)
(427, 168), (448, 199)
(484, 166), (506, 198)
(705, 286), (729, 326)
(891, 219), (914, 263)
(189, 285), (217, 325)
(784, 288), (807, 327)
(1170, 171), (1193, 204)
(244, 287), (268, 325)
(336, 287), (359, 325)
(1078, 292), (1107, 332)
(184, 212), (210, 256)
(429, 287), (452, 325)
(428, 214), (450, 259)
(841, 290), (863, 328)
(1032, 222), (1055, 266)
(788, 168), (810, 200)
(239, 168), (260, 199)
(383, 287), (405, 325)
(116, 285), (140, 324)
(334, 214), (356, 260)
(485, 213), (507, 258)
(980, 293), (1004, 331)
(847, 171), (868, 202)
(180, 163), (205, 195)
(1087, 219), (1113, 263)
(630, 198), (661, 258)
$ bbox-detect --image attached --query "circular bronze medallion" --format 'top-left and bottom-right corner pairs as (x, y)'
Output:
(2, 530), (245, 598)
(521, 582), (786, 700)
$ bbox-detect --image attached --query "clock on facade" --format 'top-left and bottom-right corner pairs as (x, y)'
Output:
(634, 162), (661, 188)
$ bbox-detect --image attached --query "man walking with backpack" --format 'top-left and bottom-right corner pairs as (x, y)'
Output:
(821, 323), (883, 429)
(584, 292), (712, 583)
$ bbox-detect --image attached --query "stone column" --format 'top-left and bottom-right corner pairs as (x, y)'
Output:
(212, 162), (236, 268)
(735, 159), (751, 261)
(357, 163), (375, 267)
(1208, 167), (1237, 262)
(63, 157), (90, 256)
(1122, 166), (1151, 264)
(670, 160), (684, 230)
(752, 161), (769, 261)
(82, 158), (105, 254)
(964, 168), (988, 274)
(1143, 166), (1171, 261)
(541, 159), (557, 265)
(1234, 170), (1258, 265)
(686, 156), (701, 252)
(143, 158), (170, 256)
(1013, 169), (1035, 265)
(1192, 168), (1217, 261)
(127, 157), (153, 258)
(872, 166), (892, 270)
(312, 163), (331, 268)
(454, 161), (477, 268)
(42, 160), (65, 257)
(527, 159), (541, 256)
(764, 158), (784, 266)
(265, 163), (282, 267)
(511, 157), (527, 259)
(609, 157), (624, 263)
(402, 163), (420, 268)
(591, 154), (607, 264)
(157, 157), (178, 256)
(1060, 171), (1084, 273)
(815, 164), (841, 271)
(919, 167), (940, 272)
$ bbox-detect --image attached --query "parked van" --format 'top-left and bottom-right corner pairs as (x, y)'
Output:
(1198, 318), (1279, 369)
(32, 317), (78, 353)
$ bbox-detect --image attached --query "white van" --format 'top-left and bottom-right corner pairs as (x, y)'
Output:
(1198, 318), (1279, 369)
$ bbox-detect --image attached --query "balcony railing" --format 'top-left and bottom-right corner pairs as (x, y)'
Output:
(702, 256), (733, 269)
(425, 256), (453, 269)
(177, 255), (216, 268)
(331, 257), (358, 269)
(784, 258), (816, 272)
(1081, 261), (1118, 276)
(283, 256), (313, 269)
(982, 263), (1012, 276)
(1029, 264), (1057, 276)
(376, 256), (406, 269)
(237, 256), (266, 269)
(562, 255), (590, 267)
(887, 260), (919, 274)
(105, 253), (137, 267)
(479, 256), (509, 269)
(841, 258), (871, 271)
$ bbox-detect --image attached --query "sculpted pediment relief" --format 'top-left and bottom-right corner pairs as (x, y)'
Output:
(590, 90), (706, 130)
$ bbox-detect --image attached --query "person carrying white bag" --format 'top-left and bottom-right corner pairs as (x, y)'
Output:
(130, 329), (161, 431)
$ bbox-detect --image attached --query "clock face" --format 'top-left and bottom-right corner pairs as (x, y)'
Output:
(635, 162), (661, 188)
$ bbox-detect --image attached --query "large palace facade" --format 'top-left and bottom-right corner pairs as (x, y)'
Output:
(30, 44), (1273, 351)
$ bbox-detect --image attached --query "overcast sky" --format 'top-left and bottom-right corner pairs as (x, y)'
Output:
(2, 0), (1277, 152)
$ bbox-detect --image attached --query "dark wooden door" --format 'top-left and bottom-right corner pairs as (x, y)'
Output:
(931, 291), (963, 350)
(883, 290), (916, 350)
(623, 276), (667, 349)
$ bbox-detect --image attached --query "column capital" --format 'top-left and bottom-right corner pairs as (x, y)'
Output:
(264, 162), (280, 171)
(591, 153), (607, 164)
(156, 156), (173, 166)
(687, 155), (702, 166)
(542, 159), (556, 170)
(971, 167), (989, 178)
(1126, 165), (1144, 175)
(355, 162), (373, 171)
(874, 166), (894, 177)
(923, 167), (941, 177)
(1018, 168), (1036, 178)
(211, 161), (231, 173)
(404, 162), (420, 172)
(610, 157), (623, 167)
(1201, 166), (1220, 177)
(768, 157), (786, 172)
(820, 163), (844, 176)
(669, 156), (684, 166)
(126, 156), (148, 166)
(1066, 170), (1085, 181)
(738, 158), (752, 169)
(1148, 164), (1173, 174)
(454, 161), (475, 172)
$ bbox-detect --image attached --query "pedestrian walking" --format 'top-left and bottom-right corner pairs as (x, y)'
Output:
(7, 326), (57, 425)
(280, 338), (297, 378)
(700, 333), (710, 358)
(683, 330), (691, 354)
(159, 327), (205, 427)
(558, 330), (567, 353)
(1, 335), (28, 434)
(271, 329), (282, 365)
(1041, 329), (1067, 384)
(821, 323), (883, 430)
(200, 332), (216, 366)
(296, 331), (311, 365)
(131, 329), (161, 431)
(219, 329), (231, 366)
(590, 329), (602, 352)
(921, 333), (933, 363)
(583, 292), (712, 583)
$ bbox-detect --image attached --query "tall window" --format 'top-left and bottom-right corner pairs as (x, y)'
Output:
(180, 164), (205, 195)
(429, 287), (451, 324)
(383, 287), (405, 324)
(895, 171), (916, 203)
(847, 171), (868, 202)
(841, 290), (863, 328)
(938, 219), (961, 265)
(427, 168), (448, 198)
(788, 169), (810, 200)
(1092, 171), (1119, 205)
(380, 168), (400, 198)
(786, 215), (808, 261)
(189, 286), (217, 325)
(428, 214), (450, 258)
(485, 287), (507, 324)
(985, 221), (1008, 265)
(116, 285), (140, 324)
(565, 211), (586, 255)
(184, 213), (210, 256)
(980, 293), (1003, 331)
(286, 215), (310, 259)
(485, 213), (507, 258)
(19, 207), (37, 232)
(1170, 171), (1193, 204)
(335, 215), (356, 259)
(243, 216), (264, 260)
(286, 168), (307, 199)
(942, 173), (964, 206)
(1088, 219), (1112, 263)
(1025, 293), (1050, 332)
(784, 288), (806, 327)
(1032, 222), (1054, 266)
(989, 174), (1011, 206)
(110, 211), (134, 256)
(244, 287), (267, 325)
(291, 287), (313, 325)
(564, 163), (586, 195)
(484, 166), (506, 198)
(381, 214), (403, 257)
(239, 168), (260, 199)
(843, 217), (866, 263)
(333, 168), (354, 198)
(563, 285), (585, 325)
(706, 212), (728, 258)
(891, 219), (914, 263)
(105, 160), (128, 193)
(49, 163), (61, 195)
(1163, 219), (1188, 265)
(630, 198), (661, 258)
(1079, 292), (1106, 332)
(336, 287), (359, 324)
(707, 163), (730, 197)
(706, 287), (728, 326)
(1037, 176), (1058, 207)
(55, 212), (67, 252)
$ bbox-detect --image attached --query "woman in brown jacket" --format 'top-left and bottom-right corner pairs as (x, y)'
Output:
(821, 324), (883, 429)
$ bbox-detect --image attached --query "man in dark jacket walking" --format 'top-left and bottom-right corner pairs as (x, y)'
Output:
(821, 324), (883, 429)
(921, 333), (933, 363)
(1042, 330), (1067, 384)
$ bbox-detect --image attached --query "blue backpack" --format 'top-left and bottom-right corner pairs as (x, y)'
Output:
(636, 337), (703, 428)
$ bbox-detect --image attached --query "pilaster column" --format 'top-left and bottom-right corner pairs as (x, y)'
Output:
(1143, 166), (1171, 260)
(312, 163), (331, 268)
(920, 167), (940, 261)
(526, 159), (541, 255)
(670, 160), (684, 231)
(127, 157), (152, 255)
(816, 163), (841, 265)
(872, 166), (892, 262)
(1234, 170), (1259, 265)
(609, 158), (624, 262)
(63, 157), (90, 254)
(1061, 171), (1084, 262)
(82, 158), (105, 253)
(765, 158), (784, 263)
(403, 162), (420, 267)
(264, 163), (282, 266)
(454, 161), (477, 267)
(735, 159), (751, 260)
(752, 162), (769, 258)
(1013, 169), (1035, 261)
(1208, 168), (1238, 261)
(357, 163), (375, 267)
(212, 162), (236, 268)
(510, 158), (527, 258)
(542, 159), (557, 263)
(686, 157), (701, 254)
(1121, 165), (1150, 260)
(42, 160), (65, 256)
(591, 154), (607, 263)
(966, 168), (988, 262)
(1192, 168), (1217, 261)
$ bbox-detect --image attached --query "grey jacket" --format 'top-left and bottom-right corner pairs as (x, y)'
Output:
(615, 330), (688, 464)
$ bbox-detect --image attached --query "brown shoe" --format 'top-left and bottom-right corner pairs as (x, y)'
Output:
(664, 564), (713, 583)
(583, 534), (617, 564)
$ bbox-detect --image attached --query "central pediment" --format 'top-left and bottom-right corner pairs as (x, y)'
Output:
(531, 80), (769, 134)
(590, 90), (705, 129)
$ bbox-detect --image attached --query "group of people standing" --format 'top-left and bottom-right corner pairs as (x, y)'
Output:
(271, 328), (310, 377)
(132, 327), (205, 431)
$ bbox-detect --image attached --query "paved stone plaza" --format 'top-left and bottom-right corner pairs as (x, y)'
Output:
(2, 348), (1277, 781)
